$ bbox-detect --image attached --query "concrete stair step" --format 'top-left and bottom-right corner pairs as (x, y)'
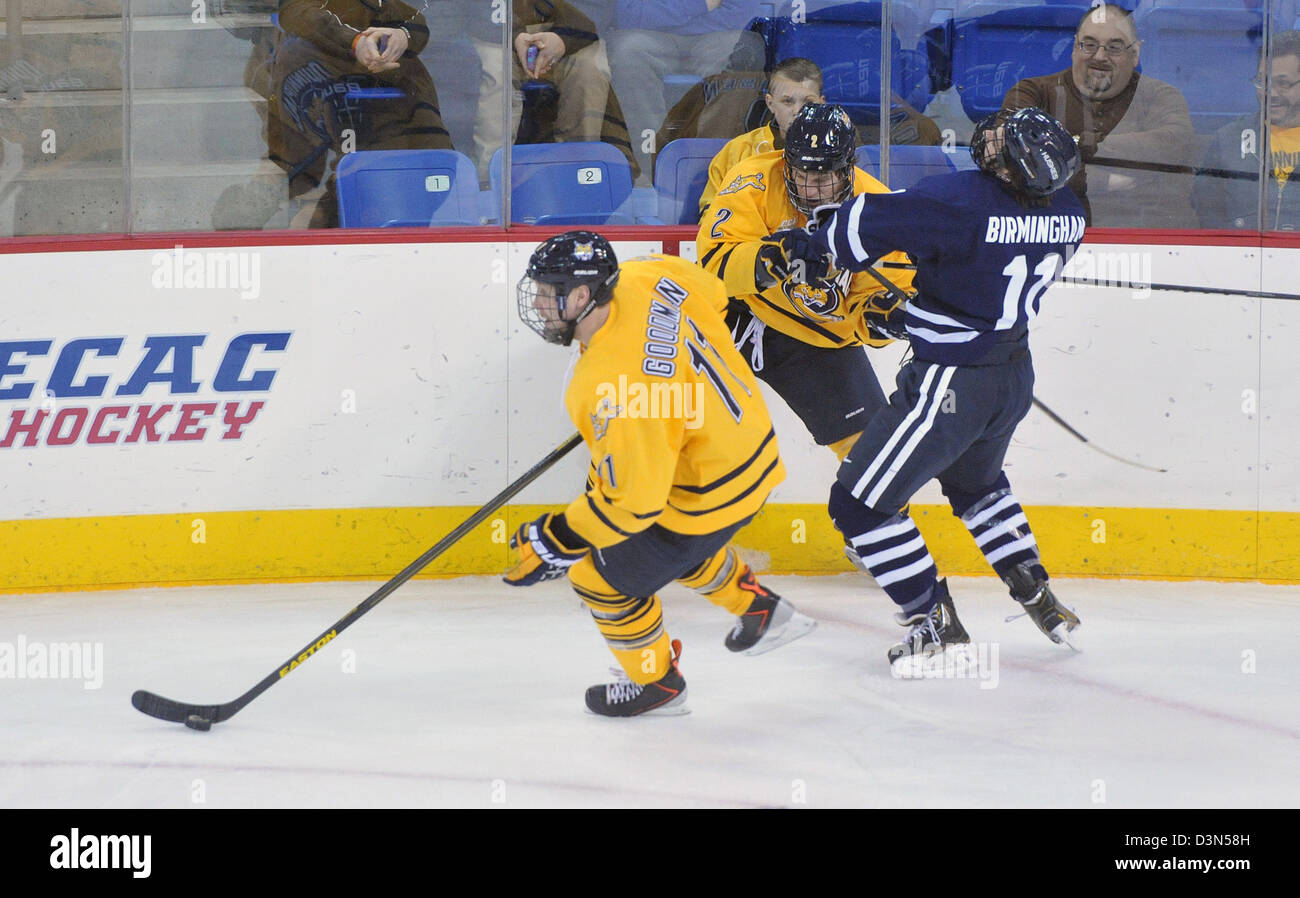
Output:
(3, 2), (273, 22)
(7, 17), (274, 91)
(5, 13), (271, 32)
(3, 87), (269, 163)
(0, 158), (296, 234)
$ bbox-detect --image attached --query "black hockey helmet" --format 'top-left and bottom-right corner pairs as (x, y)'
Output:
(518, 230), (620, 346)
(971, 106), (1081, 200)
(783, 103), (856, 216)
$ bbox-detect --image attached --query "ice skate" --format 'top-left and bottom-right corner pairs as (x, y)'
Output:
(585, 640), (690, 717)
(887, 580), (972, 675)
(1003, 563), (1081, 649)
(725, 571), (816, 655)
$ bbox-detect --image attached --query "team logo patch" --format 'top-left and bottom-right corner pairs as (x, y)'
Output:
(590, 397), (622, 440)
(574, 242), (595, 261)
(719, 172), (766, 196)
(782, 275), (848, 321)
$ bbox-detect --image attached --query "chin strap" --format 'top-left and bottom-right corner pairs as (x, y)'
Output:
(558, 292), (604, 345)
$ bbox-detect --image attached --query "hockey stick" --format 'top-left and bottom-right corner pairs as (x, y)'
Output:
(131, 431), (584, 730)
(879, 261), (1300, 301)
(1027, 398), (1167, 473)
(856, 261), (1168, 472)
(927, 145), (1300, 184)
(1055, 277), (1300, 301)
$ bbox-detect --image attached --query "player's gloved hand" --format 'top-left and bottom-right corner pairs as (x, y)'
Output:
(860, 289), (911, 342)
(503, 512), (589, 586)
(758, 230), (833, 288)
(805, 202), (840, 234)
(754, 240), (792, 289)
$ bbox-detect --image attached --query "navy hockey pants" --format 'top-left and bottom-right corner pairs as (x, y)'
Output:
(838, 350), (1035, 513)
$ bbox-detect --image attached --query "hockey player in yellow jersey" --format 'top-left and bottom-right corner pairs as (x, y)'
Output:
(505, 231), (815, 717)
(698, 58), (826, 216)
(697, 103), (917, 463)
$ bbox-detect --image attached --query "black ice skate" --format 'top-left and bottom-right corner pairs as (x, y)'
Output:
(1003, 562), (1081, 649)
(887, 580), (971, 670)
(585, 639), (689, 717)
(724, 571), (817, 655)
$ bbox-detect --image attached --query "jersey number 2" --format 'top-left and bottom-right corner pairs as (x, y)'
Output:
(709, 208), (732, 239)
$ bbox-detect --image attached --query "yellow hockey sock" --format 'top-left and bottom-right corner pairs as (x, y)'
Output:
(677, 546), (760, 615)
(828, 430), (863, 461)
(570, 557), (672, 684)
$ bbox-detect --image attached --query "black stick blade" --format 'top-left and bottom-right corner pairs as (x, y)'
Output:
(131, 690), (224, 724)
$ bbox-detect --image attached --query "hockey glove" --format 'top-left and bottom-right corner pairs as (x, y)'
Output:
(860, 289), (910, 342)
(755, 240), (792, 290)
(805, 202), (840, 234)
(503, 512), (589, 587)
(758, 229), (833, 288)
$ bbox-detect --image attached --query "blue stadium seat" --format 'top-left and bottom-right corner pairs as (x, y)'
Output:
(753, 3), (935, 122)
(951, 1), (1094, 122)
(655, 138), (728, 224)
(853, 143), (975, 189)
(336, 149), (482, 228)
(1134, 6), (1263, 133)
(490, 143), (635, 225)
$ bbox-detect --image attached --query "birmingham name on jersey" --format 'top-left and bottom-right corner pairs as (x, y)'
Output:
(984, 213), (1087, 245)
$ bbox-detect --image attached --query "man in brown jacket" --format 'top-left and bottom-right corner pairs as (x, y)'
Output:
(1000, 3), (1196, 228)
(467, 0), (638, 181)
(268, 0), (453, 228)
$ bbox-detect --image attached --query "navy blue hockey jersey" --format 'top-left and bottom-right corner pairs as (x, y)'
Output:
(814, 170), (1087, 365)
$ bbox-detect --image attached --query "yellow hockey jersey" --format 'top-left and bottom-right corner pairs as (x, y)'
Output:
(696, 149), (917, 349)
(698, 123), (779, 215)
(562, 255), (785, 549)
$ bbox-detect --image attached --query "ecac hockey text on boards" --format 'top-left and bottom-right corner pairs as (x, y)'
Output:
(0, 332), (290, 449)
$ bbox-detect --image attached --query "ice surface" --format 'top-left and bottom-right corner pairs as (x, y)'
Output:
(1, 575), (1296, 808)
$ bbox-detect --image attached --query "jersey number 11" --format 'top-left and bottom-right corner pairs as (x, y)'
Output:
(998, 252), (1064, 329)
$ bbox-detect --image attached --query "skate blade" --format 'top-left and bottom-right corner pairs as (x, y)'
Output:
(583, 705), (692, 717)
(1051, 623), (1082, 652)
(640, 701), (692, 716)
(583, 691), (692, 717)
(889, 643), (977, 680)
(740, 613), (817, 656)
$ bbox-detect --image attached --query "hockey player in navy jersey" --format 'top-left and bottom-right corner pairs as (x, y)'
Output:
(767, 106), (1086, 669)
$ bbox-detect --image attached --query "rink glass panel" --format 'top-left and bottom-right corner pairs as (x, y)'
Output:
(0, 0), (127, 236)
(0, 2), (1294, 233)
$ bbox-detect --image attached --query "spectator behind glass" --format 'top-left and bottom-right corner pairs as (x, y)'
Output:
(1000, 3), (1196, 228)
(697, 57), (826, 215)
(607, 0), (768, 181)
(263, 0), (452, 228)
(1196, 30), (1300, 231)
(461, 0), (638, 182)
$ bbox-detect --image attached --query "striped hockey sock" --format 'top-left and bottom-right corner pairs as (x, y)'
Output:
(677, 547), (753, 616)
(845, 514), (940, 616)
(958, 487), (1046, 582)
(830, 483), (939, 616)
(570, 557), (672, 684)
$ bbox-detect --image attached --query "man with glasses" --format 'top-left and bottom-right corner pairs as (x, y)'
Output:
(1000, 3), (1196, 227)
(1196, 30), (1300, 231)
